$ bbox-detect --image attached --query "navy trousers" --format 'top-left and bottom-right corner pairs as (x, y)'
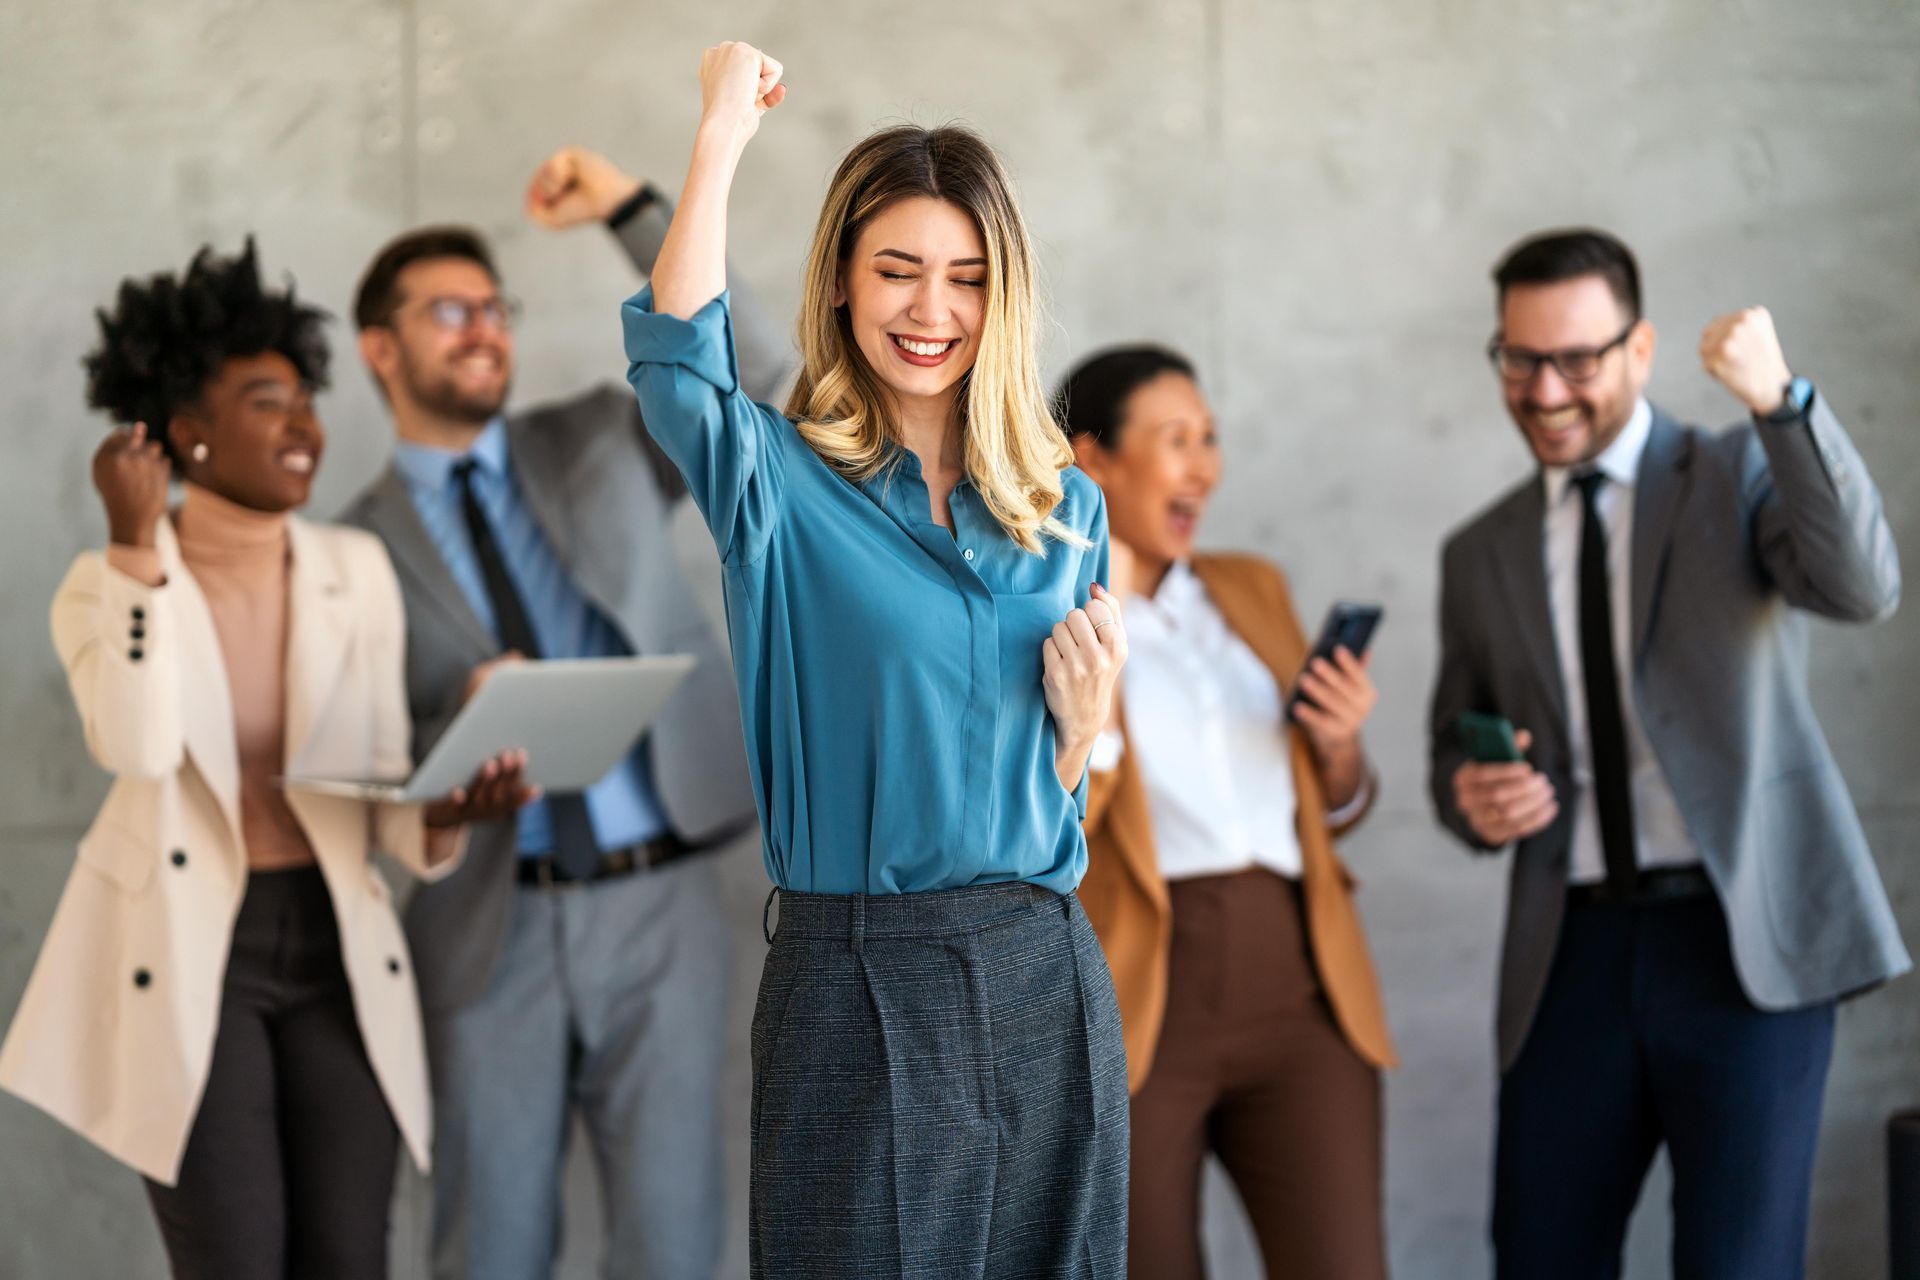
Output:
(1493, 891), (1834, 1280)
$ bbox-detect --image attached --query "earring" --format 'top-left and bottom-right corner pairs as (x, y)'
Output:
(191, 443), (210, 463)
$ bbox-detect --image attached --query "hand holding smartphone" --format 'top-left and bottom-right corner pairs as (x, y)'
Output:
(1286, 602), (1383, 723)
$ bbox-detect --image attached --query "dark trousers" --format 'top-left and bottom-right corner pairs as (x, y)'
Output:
(1129, 869), (1386, 1280)
(1493, 891), (1834, 1280)
(145, 866), (399, 1280)
(751, 882), (1130, 1279)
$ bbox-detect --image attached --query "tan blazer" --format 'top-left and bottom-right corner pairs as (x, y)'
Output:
(0, 517), (460, 1184)
(1079, 553), (1397, 1091)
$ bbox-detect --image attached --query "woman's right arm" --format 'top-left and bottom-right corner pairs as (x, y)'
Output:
(53, 425), (183, 779)
(620, 42), (789, 563)
(651, 43), (785, 319)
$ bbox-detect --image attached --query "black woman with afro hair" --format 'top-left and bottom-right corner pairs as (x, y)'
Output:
(0, 241), (534, 1279)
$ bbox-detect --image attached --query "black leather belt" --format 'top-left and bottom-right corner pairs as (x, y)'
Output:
(516, 832), (689, 889)
(1568, 865), (1713, 907)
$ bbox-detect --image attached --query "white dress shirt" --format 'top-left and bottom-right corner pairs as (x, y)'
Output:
(1541, 398), (1702, 883)
(1089, 561), (1368, 882)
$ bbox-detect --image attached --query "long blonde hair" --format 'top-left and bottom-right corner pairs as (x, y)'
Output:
(785, 125), (1079, 555)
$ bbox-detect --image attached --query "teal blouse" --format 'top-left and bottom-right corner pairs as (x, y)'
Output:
(621, 288), (1109, 895)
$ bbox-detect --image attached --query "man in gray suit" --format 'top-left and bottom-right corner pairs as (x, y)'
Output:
(340, 146), (788, 1279)
(1428, 228), (1904, 1278)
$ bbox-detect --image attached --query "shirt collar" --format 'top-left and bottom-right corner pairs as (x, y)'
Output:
(393, 416), (510, 494)
(1542, 397), (1652, 508)
(1138, 559), (1204, 624)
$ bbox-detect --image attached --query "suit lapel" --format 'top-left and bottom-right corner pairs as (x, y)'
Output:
(361, 465), (496, 656)
(506, 414), (638, 651)
(1629, 410), (1691, 666)
(1192, 556), (1303, 691)
(1490, 483), (1570, 734)
(505, 416), (583, 582)
(156, 520), (243, 844)
(282, 519), (353, 772)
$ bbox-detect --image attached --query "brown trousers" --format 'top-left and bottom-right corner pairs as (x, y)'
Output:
(1129, 868), (1387, 1279)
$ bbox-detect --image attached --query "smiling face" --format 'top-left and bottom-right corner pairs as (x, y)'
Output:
(367, 256), (514, 425)
(170, 350), (326, 512)
(1074, 370), (1221, 585)
(833, 196), (988, 418)
(1497, 274), (1656, 469)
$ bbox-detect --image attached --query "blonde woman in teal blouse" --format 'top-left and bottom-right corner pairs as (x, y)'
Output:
(622, 41), (1129, 1280)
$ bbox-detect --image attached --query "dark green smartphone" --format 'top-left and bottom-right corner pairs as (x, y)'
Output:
(1456, 711), (1522, 763)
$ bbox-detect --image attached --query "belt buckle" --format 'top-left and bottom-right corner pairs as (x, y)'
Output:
(533, 857), (571, 891)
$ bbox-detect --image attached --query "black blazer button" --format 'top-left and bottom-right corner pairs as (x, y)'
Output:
(129, 648), (145, 662)
(133, 968), (151, 989)
(387, 957), (402, 975)
(170, 850), (187, 868)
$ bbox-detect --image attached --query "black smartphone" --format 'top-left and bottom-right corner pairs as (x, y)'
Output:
(1455, 711), (1523, 763)
(1286, 602), (1384, 722)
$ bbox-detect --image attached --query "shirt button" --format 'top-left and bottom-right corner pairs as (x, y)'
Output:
(131, 607), (146, 622)
(170, 850), (187, 868)
(387, 957), (403, 975)
(129, 648), (145, 662)
(963, 548), (975, 561)
(133, 968), (151, 989)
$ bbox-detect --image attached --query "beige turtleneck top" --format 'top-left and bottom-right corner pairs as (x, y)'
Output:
(108, 484), (317, 870)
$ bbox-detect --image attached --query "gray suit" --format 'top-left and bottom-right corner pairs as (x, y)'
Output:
(339, 203), (789, 1278)
(1428, 396), (1907, 1072)
(341, 204), (785, 1014)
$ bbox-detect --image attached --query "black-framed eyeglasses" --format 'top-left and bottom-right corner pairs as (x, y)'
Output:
(398, 295), (522, 333)
(1487, 322), (1635, 384)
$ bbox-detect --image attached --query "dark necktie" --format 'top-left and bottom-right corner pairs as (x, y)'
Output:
(452, 459), (601, 878)
(1574, 470), (1638, 898)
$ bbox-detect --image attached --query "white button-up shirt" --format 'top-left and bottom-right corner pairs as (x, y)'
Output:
(1089, 561), (1367, 881)
(1541, 399), (1701, 883)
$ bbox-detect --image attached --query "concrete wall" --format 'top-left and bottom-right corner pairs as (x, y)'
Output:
(1, 0), (1915, 1274)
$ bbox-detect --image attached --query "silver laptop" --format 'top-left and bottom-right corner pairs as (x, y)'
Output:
(282, 655), (696, 803)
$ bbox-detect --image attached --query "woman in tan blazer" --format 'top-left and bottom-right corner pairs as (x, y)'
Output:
(1059, 346), (1397, 1279)
(0, 242), (529, 1279)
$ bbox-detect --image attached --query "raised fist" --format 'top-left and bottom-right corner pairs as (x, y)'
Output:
(525, 146), (642, 230)
(93, 422), (171, 547)
(697, 42), (786, 143)
(1700, 306), (1794, 416)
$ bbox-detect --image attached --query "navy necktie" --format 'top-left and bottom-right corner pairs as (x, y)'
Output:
(452, 459), (601, 878)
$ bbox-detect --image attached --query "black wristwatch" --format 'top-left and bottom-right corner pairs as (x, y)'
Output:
(1762, 375), (1814, 424)
(606, 182), (663, 230)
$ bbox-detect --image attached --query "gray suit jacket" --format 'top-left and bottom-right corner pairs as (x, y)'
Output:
(1428, 396), (1907, 1071)
(339, 201), (791, 1013)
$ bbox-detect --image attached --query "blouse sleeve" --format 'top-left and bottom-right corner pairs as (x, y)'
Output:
(622, 286), (789, 565)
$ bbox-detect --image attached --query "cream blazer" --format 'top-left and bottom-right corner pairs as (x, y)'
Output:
(0, 516), (461, 1184)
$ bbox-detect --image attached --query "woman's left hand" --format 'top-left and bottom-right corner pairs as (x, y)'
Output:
(1042, 582), (1129, 756)
(1291, 647), (1377, 754)
(424, 749), (540, 829)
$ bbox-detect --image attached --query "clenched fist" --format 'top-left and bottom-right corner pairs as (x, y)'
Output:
(525, 146), (643, 230)
(1042, 582), (1129, 770)
(696, 42), (786, 145)
(1700, 306), (1794, 416)
(93, 422), (171, 547)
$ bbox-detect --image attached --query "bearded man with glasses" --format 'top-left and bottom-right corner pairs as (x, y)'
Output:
(341, 146), (789, 1280)
(1428, 227), (1905, 1278)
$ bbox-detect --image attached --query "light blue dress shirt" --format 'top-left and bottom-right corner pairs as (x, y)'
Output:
(393, 418), (668, 857)
(621, 289), (1109, 895)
